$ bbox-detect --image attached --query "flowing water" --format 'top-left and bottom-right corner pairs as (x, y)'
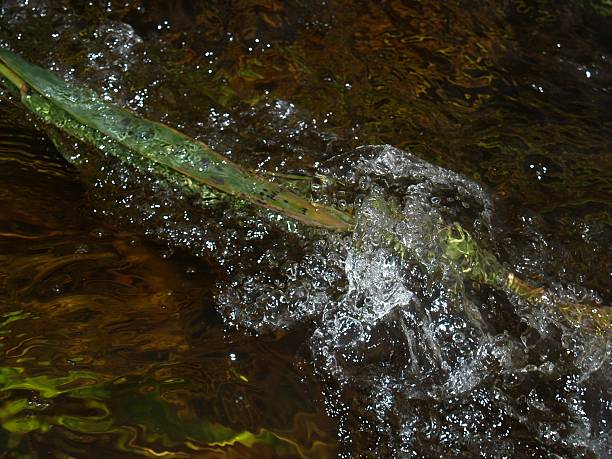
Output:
(0, 1), (611, 458)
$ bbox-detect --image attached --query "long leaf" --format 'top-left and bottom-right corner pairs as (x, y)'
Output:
(0, 48), (354, 231)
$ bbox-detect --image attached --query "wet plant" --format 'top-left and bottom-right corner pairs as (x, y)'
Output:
(0, 48), (353, 232)
(0, 48), (608, 338)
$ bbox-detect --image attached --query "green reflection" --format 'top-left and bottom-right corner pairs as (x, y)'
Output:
(0, 363), (305, 456)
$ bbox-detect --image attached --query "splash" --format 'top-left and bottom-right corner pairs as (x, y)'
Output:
(219, 145), (610, 457)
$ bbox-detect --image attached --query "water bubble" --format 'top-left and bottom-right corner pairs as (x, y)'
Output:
(74, 244), (89, 254)
(27, 396), (52, 410)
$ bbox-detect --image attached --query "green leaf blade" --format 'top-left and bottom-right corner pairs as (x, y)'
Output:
(0, 48), (354, 231)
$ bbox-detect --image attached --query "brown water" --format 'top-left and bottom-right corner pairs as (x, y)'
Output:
(0, 1), (611, 458)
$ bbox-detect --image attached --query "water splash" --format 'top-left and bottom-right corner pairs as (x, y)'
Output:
(217, 145), (609, 457)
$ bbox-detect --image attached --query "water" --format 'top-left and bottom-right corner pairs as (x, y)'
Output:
(1, 1), (611, 458)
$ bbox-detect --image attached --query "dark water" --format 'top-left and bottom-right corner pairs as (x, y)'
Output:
(0, 1), (610, 458)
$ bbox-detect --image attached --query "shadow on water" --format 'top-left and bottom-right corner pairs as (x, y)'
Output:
(0, 1), (611, 458)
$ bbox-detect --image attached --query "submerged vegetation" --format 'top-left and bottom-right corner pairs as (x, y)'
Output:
(1, 48), (607, 336)
(0, 48), (353, 232)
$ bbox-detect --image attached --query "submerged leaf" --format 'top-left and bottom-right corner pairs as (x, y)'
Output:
(0, 48), (353, 231)
(1, 49), (607, 335)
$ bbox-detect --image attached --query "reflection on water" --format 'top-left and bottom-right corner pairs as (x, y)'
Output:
(1, 1), (611, 458)
(0, 126), (336, 457)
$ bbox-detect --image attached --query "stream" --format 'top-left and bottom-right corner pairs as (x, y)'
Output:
(0, 1), (610, 458)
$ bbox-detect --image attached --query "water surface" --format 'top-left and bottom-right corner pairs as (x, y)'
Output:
(0, 1), (610, 458)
